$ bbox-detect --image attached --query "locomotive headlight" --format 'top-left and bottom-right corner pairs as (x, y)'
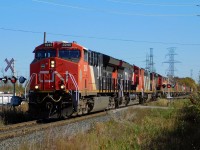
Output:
(51, 64), (55, 68)
(60, 84), (65, 90)
(50, 60), (55, 68)
(35, 85), (39, 89)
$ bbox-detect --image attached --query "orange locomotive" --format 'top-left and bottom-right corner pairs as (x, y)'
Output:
(29, 41), (135, 118)
(28, 41), (187, 119)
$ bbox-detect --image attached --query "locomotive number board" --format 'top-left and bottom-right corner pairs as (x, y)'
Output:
(62, 43), (72, 47)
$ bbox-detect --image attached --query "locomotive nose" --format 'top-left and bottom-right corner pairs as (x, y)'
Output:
(35, 58), (58, 91)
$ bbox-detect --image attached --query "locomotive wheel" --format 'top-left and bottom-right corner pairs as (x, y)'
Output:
(125, 96), (130, 106)
(115, 98), (119, 108)
(109, 97), (116, 109)
(82, 103), (89, 114)
(139, 97), (144, 104)
(61, 95), (74, 119)
(61, 102), (74, 119)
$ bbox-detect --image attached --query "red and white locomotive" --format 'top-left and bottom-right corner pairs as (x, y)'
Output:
(28, 41), (189, 118)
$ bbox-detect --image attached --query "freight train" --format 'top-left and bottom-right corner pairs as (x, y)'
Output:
(28, 41), (190, 118)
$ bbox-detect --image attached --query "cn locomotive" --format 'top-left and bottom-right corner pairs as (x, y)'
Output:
(28, 41), (190, 118)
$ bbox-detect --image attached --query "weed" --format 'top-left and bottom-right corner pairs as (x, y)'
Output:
(0, 102), (31, 125)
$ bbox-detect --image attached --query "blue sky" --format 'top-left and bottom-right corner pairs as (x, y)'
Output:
(0, 0), (200, 82)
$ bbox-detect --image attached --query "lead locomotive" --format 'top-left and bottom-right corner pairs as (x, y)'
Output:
(28, 41), (190, 119)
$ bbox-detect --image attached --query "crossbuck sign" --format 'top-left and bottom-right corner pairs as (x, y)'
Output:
(5, 58), (14, 73)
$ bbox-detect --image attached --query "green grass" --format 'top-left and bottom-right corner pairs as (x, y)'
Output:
(145, 98), (191, 108)
(17, 96), (200, 149)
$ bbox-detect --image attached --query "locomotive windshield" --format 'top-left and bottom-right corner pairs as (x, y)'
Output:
(35, 49), (56, 59)
(59, 49), (80, 62)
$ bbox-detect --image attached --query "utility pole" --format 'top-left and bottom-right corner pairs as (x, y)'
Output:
(190, 69), (193, 79)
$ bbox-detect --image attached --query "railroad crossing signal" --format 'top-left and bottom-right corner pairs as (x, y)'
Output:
(162, 84), (166, 88)
(19, 76), (26, 84)
(10, 76), (17, 84)
(167, 84), (171, 88)
(0, 76), (26, 84)
(0, 76), (8, 84)
(5, 58), (14, 73)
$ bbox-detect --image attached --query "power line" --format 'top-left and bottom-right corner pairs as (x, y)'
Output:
(0, 27), (41, 34)
(107, 0), (197, 7)
(32, 0), (197, 17)
(1, 27), (200, 46)
(32, 0), (90, 10)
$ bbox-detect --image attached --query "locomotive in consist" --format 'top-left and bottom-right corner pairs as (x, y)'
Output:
(28, 41), (190, 118)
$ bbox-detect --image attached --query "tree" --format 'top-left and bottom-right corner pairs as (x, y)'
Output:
(174, 77), (197, 91)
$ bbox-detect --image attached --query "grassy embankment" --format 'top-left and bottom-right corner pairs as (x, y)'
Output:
(0, 102), (30, 126)
(1, 94), (200, 149)
(19, 94), (200, 150)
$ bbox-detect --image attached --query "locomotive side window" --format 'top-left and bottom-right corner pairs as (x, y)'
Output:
(35, 49), (56, 60)
(88, 51), (91, 65)
(84, 50), (88, 62)
(59, 49), (80, 62)
(87, 51), (99, 66)
(94, 53), (98, 66)
(91, 52), (94, 66)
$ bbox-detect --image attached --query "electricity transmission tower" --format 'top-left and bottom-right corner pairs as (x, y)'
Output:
(149, 48), (154, 72)
(145, 48), (155, 73)
(145, 53), (150, 71)
(163, 47), (180, 78)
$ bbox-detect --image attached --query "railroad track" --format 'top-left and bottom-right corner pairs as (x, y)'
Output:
(0, 120), (37, 133)
(0, 111), (107, 141)
(0, 120), (38, 140)
(169, 95), (190, 99)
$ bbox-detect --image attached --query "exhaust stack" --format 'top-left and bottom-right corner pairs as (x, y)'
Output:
(43, 32), (46, 43)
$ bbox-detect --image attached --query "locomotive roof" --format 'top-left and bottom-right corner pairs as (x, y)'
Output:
(33, 41), (88, 52)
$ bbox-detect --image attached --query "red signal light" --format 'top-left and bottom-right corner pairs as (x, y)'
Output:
(10, 76), (17, 84)
(167, 84), (171, 88)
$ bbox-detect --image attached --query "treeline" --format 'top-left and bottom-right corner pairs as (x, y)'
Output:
(174, 77), (198, 91)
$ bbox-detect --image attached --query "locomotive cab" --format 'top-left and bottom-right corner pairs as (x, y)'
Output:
(29, 41), (84, 119)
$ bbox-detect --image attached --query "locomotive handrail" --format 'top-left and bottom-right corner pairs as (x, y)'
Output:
(24, 73), (37, 99)
(118, 80), (124, 98)
(66, 72), (79, 105)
